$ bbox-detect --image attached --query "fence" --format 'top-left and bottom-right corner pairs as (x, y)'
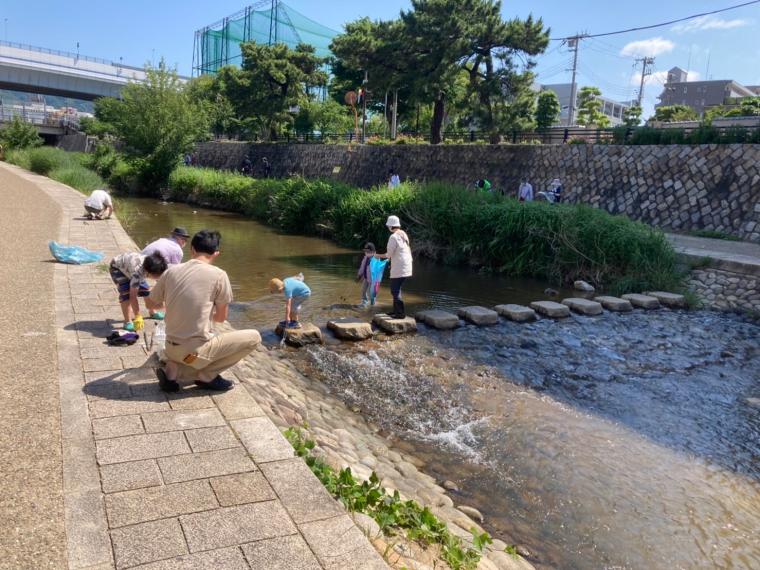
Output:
(0, 105), (81, 130)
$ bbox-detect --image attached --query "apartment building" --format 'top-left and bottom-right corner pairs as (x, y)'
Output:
(656, 67), (756, 116)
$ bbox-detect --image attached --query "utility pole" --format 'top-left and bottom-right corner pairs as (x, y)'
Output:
(566, 34), (585, 126)
(361, 70), (368, 143)
(635, 57), (654, 107)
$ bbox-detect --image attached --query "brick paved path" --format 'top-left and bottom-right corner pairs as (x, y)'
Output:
(1, 163), (387, 570)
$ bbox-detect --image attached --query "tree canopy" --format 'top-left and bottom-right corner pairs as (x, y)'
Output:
(652, 104), (698, 123)
(576, 86), (610, 128)
(535, 90), (561, 129)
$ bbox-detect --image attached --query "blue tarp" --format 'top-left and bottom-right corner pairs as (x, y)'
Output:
(49, 241), (104, 265)
(369, 258), (388, 304)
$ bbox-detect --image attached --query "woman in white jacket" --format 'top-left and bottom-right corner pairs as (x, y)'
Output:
(375, 215), (413, 318)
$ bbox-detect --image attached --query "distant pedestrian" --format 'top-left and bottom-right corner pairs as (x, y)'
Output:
(262, 157), (272, 178)
(518, 178), (534, 202)
(241, 155), (253, 175)
(549, 178), (563, 203)
(183, 153), (192, 166)
(375, 215), (413, 319)
(475, 179), (492, 193)
(141, 227), (190, 265)
(270, 273), (311, 329)
(388, 170), (401, 189)
(84, 189), (114, 220)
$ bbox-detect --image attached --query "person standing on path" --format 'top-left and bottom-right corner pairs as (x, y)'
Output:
(375, 215), (413, 319)
(146, 230), (261, 393)
(518, 178), (534, 202)
(83, 189), (113, 219)
(141, 227), (190, 265)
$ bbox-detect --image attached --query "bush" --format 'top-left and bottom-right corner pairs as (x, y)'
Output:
(0, 116), (43, 150)
(50, 167), (105, 193)
(7, 146), (104, 193)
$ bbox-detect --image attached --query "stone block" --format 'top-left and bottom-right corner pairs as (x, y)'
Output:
(494, 304), (536, 323)
(594, 296), (633, 312)
(158, 448), (255, 484)
(456, 306), (499, 326)
(184, 426), (241, 453)
(242, 535), (322, 570)
(573, 280), (595, 292)
(212, 388), (265, 420)
(100, 459), (163, 493)
(210, 471), (276, 506)
(275, 323), (323, 347)
(561, 297), (603, 316)
(529, 301), (570, 318)
(372, 314), (417, 334)
(166, 393), (215, 411)
(90, 395), (170, 419)
(141, 409), (226, 433)
(299, 514), (388, 570)
(92, 415), (144, 440)
(106, 480), (218, 528)
(621, 293), (661, 309)
(96, 431), (190, 465)
(180, 501), (297, 553)
(414, 309), (460, 330)
(260, 458), (344, 524)
(327, 317), (374, 341)
(645, 291), (687, 308)
(111, 518), (188, 569)
(126, 547), (250, 570)
(231, 417), (295, 463)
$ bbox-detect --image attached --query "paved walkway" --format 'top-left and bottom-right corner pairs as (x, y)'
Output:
(0, 162), (386, 570)
(667, 233), (760, 275)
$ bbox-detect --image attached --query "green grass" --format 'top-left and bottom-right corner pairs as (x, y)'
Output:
(6, 147), (105, 194)
(687, 229), (742, 241)
(168, 166), (684, 293)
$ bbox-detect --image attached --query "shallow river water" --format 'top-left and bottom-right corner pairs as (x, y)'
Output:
(120, 198), (760, 569)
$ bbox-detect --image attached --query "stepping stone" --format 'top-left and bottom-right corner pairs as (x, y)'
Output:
(562, 297), (603, 316)
(372, 314), (417, 335)
(327, 318), (373, 341)
(645, 291), (687, 309)
(621, 293), (661, 309)
(529, 301), (570, 318)
(456, 306), (499, 326)
(573, 280), (595, 292)
(415, 309), (460, 330)
(275, 323), (323, 347)
(494, 304), (537, 323)
(594, 296), (633, 312)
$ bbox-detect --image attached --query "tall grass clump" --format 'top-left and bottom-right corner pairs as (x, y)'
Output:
(166, 166), (682, 292)
(6, 146), (105, 194)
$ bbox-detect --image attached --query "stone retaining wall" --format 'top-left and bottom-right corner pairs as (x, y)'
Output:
(688, 268), (760, 315)
(195, 142), (760, 242)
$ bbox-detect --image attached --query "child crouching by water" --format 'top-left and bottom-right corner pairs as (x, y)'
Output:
(270, 273), (311, 329)
(356, 242), (376, 308)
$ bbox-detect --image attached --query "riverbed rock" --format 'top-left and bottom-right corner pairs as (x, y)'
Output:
(415, 309), (460, 330)
(573, 280), (595, 292)
(457, 306), (499, 326)
(274, 322), (323, 346)
(594, 295), (633, 312)
(561, 297), (603, 316)
(529, 301), (570, 318)
(457, 505), (484, 523)
(352, 512), (381, 539)
(327, 317), (374, 341)
(645, 291), (688, 308)
(621, 293), (661, 309)
(494, 304), (537, 323)
(442, 480), (460, 492)
(372, 314), (417, 334)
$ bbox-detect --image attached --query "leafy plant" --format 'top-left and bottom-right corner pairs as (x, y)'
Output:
(0, 116), (43, 150)
(535, 90), (561, 129)
(576, 86), (610, 128)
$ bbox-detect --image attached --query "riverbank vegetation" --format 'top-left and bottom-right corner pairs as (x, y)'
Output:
(5, 147), (105, 193)
(169, 166), (682, 294)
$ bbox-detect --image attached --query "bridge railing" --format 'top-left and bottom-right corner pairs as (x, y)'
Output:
(0, 105), (80, 130)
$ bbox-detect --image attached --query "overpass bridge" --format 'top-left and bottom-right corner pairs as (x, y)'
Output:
(0, 40), (149, 101)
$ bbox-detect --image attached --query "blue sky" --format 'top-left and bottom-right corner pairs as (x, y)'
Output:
(2, 0), (759, 117)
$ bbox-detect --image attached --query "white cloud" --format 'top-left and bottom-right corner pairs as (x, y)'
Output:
(672, 16), (749, 33)
(628, 70), (701, 87)
(620, 37), (676, 58)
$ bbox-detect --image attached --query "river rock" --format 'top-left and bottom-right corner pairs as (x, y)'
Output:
(594, 295), (633, 312)
(573, 280), (595, 292)
(457, 505), (484, 523)
(415, 309), (460, 330)
(372, 314), (417, 334)
(442, 480), (460, 492)
(274, 322), (323, 346)
(457, 306), (499, 326)
(621, 293), (661, 309)
(645, 291), (687, 308)
(494, 304), (537, 323)
(561, 297), (603, 316)
(326, 317), (374, 341)
(529, 301), (570, 318)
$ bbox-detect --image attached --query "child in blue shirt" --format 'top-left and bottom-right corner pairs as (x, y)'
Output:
(270, 273), (311, 329)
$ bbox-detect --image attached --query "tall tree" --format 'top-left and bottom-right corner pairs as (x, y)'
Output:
(622, 105), (642, 127)
(576, 86), (610, 128)
(535, 90), (561, 129)
(652, 104), (698, 122)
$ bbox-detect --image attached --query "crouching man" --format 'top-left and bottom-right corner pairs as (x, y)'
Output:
(147, 229), (260, 393)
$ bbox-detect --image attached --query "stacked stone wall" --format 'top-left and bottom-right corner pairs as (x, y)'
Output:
(688, 268), (760, 315)
(195, 142), (760, 242)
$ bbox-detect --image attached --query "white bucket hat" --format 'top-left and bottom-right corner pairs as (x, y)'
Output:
(385, 215), (401, 228)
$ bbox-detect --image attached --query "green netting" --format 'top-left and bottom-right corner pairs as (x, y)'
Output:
(194, 1), (337, 75)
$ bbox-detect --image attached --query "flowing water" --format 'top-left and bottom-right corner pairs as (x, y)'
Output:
(120, 197), (760, 569)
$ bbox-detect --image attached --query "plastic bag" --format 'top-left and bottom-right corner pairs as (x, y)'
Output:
(49, 241), (104, 265)
(369, 258), (388, 304)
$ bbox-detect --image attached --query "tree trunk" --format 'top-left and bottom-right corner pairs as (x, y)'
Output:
(431, 93), (445, 145)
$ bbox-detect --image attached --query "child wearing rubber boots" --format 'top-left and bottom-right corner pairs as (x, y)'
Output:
(270, 273), (311, 329)
(109, 251), (168, 331)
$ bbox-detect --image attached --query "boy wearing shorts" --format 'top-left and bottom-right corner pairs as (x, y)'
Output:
(109, 251), (168, 331)
(270, 273), (311, 329)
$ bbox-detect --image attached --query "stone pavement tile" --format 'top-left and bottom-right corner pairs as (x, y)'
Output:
(85, 381), (133, 401)
(180, 501), (297, 553)
(83, 357), (124, 373)
(242, 534), (322, 570)
(141, 409), (226, 434)
(167, 392), (215, 411)
(212, 388), (265, 420)
(100, 460), (163, 493)
(129, 547), (250, 570)
(64, 490), (113, 570)
(299, 515), (389, 570)
(85, 367), (156, 386)
(90, 395), (170, 419)
(93, 415), (145, 440)
(105, 480), (218, 528)
(111, 518), (188, 569)
(231, 417), (294, 463)
(260, 458), (344, 524)
(184, 426), (241, 453)
(158, 448), (255, 484)
(210, 472), (276, 507)
(96, 432), (190, 465)
(122, 355), (154, 370)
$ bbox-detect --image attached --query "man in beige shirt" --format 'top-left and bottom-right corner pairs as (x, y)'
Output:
(147, 230), (260, 392)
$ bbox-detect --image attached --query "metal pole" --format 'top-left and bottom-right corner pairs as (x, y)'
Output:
(383, 90), (388, 139)
(636, 57), (653, 107)
(391, 89), (398, 140)
(567, 35), (582, 126)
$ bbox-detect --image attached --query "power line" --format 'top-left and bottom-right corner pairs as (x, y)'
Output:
(550, 0), (760, 40)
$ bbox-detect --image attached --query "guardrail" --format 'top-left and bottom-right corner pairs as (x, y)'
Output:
(0, 106), (80, 130)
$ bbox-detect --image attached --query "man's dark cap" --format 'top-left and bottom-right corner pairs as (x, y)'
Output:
(172, 227), (190, 238)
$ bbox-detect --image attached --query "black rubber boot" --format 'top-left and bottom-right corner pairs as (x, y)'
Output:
(391, 298), (405, 319)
